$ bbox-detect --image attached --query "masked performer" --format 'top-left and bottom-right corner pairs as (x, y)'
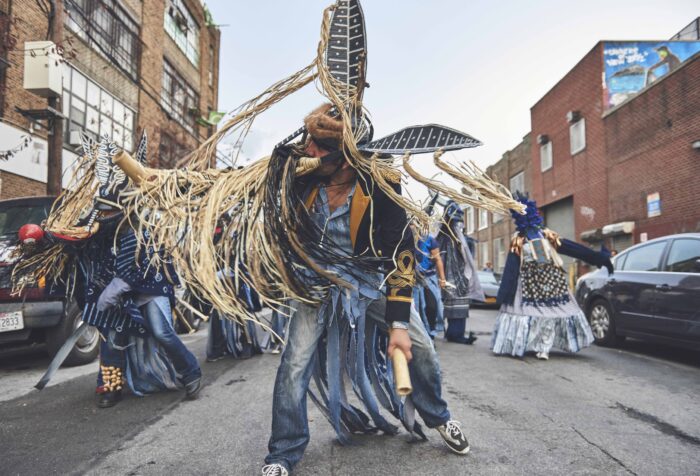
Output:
(436, 201), (484, 344)
(106, 2), (525, 474)
(491, 195), (613, 360)
(14, 134), (200, 407)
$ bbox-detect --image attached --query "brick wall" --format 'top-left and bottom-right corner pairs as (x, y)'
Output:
(2, 0), (51, 137)
(604, 53), (700, 240)
(0, 0), (51, 194)
(0, 170), (46, 197)
(530, 43), (609, 241)
(0, 0), (221, 196)
(470, 134), (532, 272)
(138, 0), (220, 168)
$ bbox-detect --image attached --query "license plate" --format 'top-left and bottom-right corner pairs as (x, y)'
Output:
(0, 311), (24, 333)
(485, 297), (497, 303)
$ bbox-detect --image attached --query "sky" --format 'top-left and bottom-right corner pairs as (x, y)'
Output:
(205, 0), (697, 200)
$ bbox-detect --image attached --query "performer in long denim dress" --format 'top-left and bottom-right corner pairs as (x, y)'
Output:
(491, 195), (614, 360)
(436, 202), (484, 344)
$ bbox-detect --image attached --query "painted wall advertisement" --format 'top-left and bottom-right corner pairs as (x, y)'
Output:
(603, 41), (700, 109)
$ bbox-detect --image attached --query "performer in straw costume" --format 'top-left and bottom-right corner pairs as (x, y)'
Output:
(96, 1), (525, 473)
(13, 134), (201, 407)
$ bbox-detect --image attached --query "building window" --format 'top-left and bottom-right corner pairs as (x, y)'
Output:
(465, 205), (475, 234)
(479, 241), (489, 269)
(158, 132), (190, 169)
(493, 212), (504, 224)
(494, 237), (506, 272)
(509, 171), (525, 195)
(164, 0), (200, 66)
(62, 65), (135, 151)
(570, 118), (586, 155)
(161, 60), (200, 136)
(540, 141), (553, 171)
(478, 209), (489, 230)
(64, 0), (140, 80)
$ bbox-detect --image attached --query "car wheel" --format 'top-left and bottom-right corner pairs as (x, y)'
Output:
(588, 299), (621, 347)
(45, 300), (100, 366)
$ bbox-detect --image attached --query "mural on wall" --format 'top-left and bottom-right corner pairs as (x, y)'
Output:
(603, 41), (700, 109)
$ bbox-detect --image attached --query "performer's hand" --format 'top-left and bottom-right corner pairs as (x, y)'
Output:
(96, 278), (131, 312)
(438, 278), (446, 289)
(388, 328), (413, 362)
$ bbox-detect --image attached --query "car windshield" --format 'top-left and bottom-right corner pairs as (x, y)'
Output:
(477, 271), (499, 284)
(0, 204), (51, 237)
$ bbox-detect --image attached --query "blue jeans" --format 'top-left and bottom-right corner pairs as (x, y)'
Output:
(413, 274), (444, 336)
(265, 296), (451, 471)
(141, 297), (201, 384)
(270, 308), (289, 344)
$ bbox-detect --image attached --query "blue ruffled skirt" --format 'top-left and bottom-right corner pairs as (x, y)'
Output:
(491, 282), (594, 357)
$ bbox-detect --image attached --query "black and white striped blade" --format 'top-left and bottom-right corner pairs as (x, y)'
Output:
(358, 125), (483, 155)
(324, 0), (367, 99)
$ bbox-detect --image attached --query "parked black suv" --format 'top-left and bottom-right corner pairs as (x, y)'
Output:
(575, 233), (700, 350)
(0, 196), (99, 364)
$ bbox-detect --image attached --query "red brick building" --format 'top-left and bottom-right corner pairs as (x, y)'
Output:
(0, 0), (220, 198)
(530, 40), (700, 253)
(468, 133), (532, 273)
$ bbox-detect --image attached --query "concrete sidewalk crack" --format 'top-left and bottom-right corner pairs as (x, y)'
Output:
(571, 426), (637, 475)
(615, 402), (700, 447)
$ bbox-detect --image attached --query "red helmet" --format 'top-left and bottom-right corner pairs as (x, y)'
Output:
(18, 224), (45, 244)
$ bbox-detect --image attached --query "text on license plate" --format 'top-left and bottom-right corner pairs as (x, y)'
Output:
(0, 311), (24, 332)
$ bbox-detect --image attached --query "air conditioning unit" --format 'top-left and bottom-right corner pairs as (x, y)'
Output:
(69, 130), (83, 146)
(537, 134), (549, 145)
(566, 110), (581, 123)
(23, 41), (63, 98)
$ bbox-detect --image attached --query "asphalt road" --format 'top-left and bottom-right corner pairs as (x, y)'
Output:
(1, 309), (699, 476)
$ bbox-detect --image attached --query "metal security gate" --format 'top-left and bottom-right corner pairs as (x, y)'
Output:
(542, 197), (576, 275)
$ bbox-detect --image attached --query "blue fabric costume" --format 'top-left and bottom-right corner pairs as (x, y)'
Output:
(491, 195), (613, 358)
(412, 234), (444, 337)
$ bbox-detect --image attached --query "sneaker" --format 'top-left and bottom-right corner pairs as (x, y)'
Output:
(184, 377), (202, 400)
(536, 352), (549, 360)
(261, 463), (288, 476)
(437, 420), (470, 455)
(270, 343), (282, 355)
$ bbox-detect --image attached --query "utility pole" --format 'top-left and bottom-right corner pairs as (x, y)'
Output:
(46, 0), (63, 196)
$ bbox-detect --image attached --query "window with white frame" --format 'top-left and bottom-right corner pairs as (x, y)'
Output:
(509, 171), (525, 194)
(570, 118), (586, 155)
(479, 241), (489, 269)
(494, 237), (506, 272)
(540, 141), (553, 171)
(62, 65), (135, 151)
(493, 212), (504, 223)
(164, 0), (200, 66)
(478, 209), (489, 230)
(465, 206), (475, 234)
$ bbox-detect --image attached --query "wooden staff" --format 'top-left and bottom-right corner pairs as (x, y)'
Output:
(113, 150), (151, 185)
(391, 349), (412, 396)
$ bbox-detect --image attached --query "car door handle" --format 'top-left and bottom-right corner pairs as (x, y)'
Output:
(655, 284), (671, 291)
